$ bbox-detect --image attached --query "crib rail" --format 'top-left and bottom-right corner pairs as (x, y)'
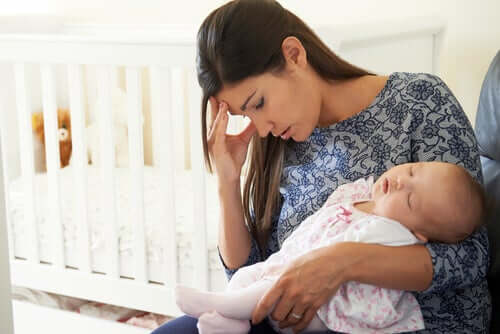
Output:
(0, 34), (196, 67)
(0, 30), (214, 315)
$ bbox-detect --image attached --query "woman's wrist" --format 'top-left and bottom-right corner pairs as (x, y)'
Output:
(337, 242), (369, 283)
(217, 178), (241, 196)
(320, 242), (363, 285)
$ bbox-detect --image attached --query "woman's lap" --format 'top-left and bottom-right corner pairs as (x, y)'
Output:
(150, 315), (331, 333)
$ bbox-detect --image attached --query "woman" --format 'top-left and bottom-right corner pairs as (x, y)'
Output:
(153, 0), (491, 333)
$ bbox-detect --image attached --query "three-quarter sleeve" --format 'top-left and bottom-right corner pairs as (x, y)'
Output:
(408, 73), (489, 294)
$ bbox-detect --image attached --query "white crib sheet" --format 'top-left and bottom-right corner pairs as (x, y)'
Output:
(8, 166), (225, 284)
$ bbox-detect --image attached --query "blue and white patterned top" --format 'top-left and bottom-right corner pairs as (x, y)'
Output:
(220, 72), (491, 333)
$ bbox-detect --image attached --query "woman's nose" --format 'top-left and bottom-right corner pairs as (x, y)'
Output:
(252, 116), (274, 138)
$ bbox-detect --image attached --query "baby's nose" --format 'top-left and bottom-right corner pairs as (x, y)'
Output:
(395, 177), (404, 190)
(388, 178), (399, 191)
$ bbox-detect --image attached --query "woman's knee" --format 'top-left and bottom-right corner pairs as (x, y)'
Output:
(150, 315), (198, 334)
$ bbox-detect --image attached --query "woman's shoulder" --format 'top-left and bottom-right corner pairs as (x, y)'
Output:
(384, 72), (461, 114)
(387, 72), (449, 92)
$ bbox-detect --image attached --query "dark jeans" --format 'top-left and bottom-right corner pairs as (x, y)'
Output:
(150, 315), (332, 333)
(150, 315), (277, 333)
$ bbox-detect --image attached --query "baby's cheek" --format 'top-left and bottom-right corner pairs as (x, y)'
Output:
(376, 199), (403, 221)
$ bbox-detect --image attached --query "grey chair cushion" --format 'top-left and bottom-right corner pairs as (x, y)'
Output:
(475, 50), (500, 276)
(474, 50), (500, 331)
(476, 51), (500, 162)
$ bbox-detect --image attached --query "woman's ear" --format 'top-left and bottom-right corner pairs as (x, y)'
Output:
(281, 36), (307, 69)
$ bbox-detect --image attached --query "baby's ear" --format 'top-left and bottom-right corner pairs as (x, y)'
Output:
(414, 232), (428, 243)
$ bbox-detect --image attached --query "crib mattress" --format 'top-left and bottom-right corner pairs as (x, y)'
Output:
(8, 166), (225, 284)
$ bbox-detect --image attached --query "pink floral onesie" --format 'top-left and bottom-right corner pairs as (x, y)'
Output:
(231, 177), (425, 333)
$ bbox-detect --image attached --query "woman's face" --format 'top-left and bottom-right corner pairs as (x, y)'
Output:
(215, 64), (322, 142)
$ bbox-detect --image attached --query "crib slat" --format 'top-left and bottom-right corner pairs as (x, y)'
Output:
(125, 67), (147, 283)
(96, 66), (120, 279)
(67, 64), (91, 273)
(0, 65), (15, 261)
(0, 105), (14, 261)
(14, 64), (39, 263)
(188, 69), (209, 290)
(40, 64), (65, 268)
(176, 69), (189, 170)
(150, 66), (178, 287)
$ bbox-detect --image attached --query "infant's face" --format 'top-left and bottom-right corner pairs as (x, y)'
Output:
(371, 162), (461, 241)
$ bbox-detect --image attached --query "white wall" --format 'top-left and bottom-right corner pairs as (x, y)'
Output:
(39, 0), (500, 125)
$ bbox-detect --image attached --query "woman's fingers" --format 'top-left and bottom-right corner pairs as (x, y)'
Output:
(292, 307), (319, 333)
(207, 97), (220, 139)
(269, 295), (294, 324)
(208, 101), (227, 142)
(208, 96), (219, 131)
(279, 303), (307, 329)
(251, 282), (284, 325)
(214, 102), (229, 142)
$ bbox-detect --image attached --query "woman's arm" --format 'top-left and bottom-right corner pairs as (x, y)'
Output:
(217, 180), (264, 281)
(345, 229), (489, 294)
(217, 179), (253, 270)
(344, 242), (433, 291)
(205, 98), (261, 280)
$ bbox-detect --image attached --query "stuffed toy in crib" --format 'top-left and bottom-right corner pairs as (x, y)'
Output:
(32, 108), (72, 169)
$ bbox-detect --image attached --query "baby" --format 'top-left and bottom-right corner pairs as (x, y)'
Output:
(175, 161), (485, 334)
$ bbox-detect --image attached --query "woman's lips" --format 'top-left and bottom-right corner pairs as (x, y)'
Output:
(280, 126), (291, 140)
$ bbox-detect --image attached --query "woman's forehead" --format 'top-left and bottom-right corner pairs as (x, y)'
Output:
(216, 76), (261, 112)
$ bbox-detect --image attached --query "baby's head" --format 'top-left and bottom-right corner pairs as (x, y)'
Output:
(371, 161), (485, 243)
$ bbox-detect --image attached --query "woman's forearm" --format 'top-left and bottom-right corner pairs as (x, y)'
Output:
(340, 242), (433, 291)
(217, 180), (252, 270)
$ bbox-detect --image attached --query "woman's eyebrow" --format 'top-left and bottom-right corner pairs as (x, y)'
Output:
(240, 90), (256, 111)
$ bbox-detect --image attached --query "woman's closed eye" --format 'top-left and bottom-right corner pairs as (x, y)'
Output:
(255, 97), (264, 110)
(407, 192), (412, 210)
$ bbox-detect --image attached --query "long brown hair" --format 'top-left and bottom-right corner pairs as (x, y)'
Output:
(196, 0), (371, 255)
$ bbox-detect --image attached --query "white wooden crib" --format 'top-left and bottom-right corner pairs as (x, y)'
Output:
(0, 17), (444, 333)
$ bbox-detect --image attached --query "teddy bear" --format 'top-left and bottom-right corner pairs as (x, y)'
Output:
(32, 108), (72, 170)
